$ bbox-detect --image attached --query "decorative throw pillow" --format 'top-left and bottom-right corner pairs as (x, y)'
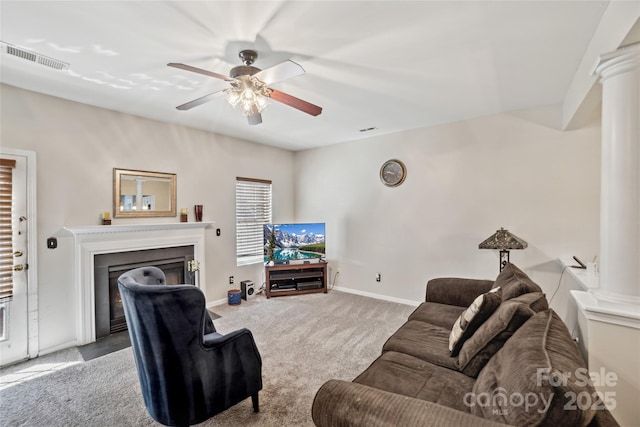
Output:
(448, 287), (502, 357)
(456, 292), (548, 377)
(492, 263), (543, 301)
(472, 309), (597, 426)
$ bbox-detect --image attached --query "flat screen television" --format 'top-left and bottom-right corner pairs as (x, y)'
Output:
(263, 223), (326, 263)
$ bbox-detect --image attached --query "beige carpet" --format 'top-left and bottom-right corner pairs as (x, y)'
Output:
(0, 290), (415, 426)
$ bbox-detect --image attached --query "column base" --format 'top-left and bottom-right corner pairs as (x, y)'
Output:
(592, 288), (640, 305)
(571, 290), (640, 426)
(571, 290), (640, 329)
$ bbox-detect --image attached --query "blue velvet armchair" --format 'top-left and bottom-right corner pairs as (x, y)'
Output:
(118, 266), (262, 426)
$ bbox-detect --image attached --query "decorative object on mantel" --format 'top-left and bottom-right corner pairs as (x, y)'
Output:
(102, 211), (111, 226)
(113, 168), (176, 218)
(180, 207), (188, 223)
(479, 227), (528, 271)
(194, 205), (203, 222)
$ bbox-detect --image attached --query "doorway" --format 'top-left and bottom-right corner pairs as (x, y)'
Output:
(0, 148), (37, 366)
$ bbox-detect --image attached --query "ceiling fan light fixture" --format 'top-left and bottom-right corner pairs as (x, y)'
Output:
(169, 49), (322, 122)
(225, 75), (271, 116)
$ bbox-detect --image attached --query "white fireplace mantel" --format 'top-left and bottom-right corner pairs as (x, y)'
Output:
(62, 222), (214, 236)
(60, 222), (213, 345)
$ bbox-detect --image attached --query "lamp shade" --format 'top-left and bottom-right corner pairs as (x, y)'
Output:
(479, 227), (528, 250)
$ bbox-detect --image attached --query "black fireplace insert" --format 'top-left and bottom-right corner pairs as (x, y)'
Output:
(94, 246), (195, 338)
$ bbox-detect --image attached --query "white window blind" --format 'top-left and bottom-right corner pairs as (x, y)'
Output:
(236, 177), (272, 266)
(0, 159), (16, 302)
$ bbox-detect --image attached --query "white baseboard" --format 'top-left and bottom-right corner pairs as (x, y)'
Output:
(39, 340), (79, 357)
(206, 298), (229, 309)
(331, 286), (421, 307)
(204, 288), (421, 309)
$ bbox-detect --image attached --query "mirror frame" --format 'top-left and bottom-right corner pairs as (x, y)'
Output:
(113, 168), (177, 218)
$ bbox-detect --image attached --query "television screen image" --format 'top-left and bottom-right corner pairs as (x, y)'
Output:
(264, 223), (325, 262)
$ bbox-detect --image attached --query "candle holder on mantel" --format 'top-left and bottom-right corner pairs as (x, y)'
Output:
(180, 207), (188, 222)
(194, 205), (203, 222)
(101, 212), (111, 225)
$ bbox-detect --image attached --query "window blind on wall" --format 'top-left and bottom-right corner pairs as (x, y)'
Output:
(236, 177), (272, 267)
(0, 159), (16, 302)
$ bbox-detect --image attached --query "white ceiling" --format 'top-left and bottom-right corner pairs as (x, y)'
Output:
(0, 1), (610, 151)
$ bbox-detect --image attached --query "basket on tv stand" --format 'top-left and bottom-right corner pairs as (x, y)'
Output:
(265, 261), (327, 298)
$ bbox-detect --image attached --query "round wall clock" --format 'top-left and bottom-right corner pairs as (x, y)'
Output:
(380, 159), (407, 187)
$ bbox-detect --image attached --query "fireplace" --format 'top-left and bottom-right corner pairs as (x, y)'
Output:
(94, 245), (195, 339)
(62, 222), (210, 345)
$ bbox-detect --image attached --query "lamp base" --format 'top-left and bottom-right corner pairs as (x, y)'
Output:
(499, 250), (510, 272)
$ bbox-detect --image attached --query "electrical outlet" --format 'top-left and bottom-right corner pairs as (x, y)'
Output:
(376, 273), (381, 283)
(229, 276), (234, 285)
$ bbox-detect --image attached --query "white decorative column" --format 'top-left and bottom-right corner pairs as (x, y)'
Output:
(594, 43), (640, 303)
(571, 43), (640, 427)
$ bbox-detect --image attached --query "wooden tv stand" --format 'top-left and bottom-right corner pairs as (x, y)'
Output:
(265, 262), (327, 298)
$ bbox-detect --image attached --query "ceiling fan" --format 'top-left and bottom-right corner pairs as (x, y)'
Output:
(168, 50), (322, 125)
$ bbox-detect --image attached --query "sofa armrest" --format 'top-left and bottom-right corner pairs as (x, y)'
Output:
(587, 403), (620, 427)
(425, 278), (494, 307)
(312, 380), (511, 427)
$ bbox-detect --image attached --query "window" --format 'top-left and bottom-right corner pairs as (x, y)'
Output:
(236, 177), (272, 266)
(0, 158), (16, 303)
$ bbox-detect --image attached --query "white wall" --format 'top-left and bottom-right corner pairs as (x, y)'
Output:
(0, 82), (603, 354)
(1, 84), (295, 354)
(294, 106), (601, 304)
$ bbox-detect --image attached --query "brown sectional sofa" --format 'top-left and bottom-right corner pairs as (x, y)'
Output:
(312, 263), (619, 427)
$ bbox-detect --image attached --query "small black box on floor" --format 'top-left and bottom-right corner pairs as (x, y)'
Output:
(241, 280), (256, 300)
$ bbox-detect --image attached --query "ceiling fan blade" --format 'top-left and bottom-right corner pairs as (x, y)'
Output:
(167, 63), (231, 81)
(254, 60), (305, 85)
(247, 106), (263, 125)
(269, 90), (322, 116)
(176, 89), (226, 110)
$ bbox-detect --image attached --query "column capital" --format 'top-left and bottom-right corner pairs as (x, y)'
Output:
(592, 42), (640, 81)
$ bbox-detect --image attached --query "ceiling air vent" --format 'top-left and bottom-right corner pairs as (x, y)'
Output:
(1, 41), (70, 71)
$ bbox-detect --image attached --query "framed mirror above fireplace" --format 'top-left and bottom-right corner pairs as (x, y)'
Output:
(113, 168), (176, 218)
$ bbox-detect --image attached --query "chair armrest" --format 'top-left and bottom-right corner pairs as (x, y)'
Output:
(312, 380), (511, 427)
(202, 328), (262, 364)
(203, 328), (259, 350)
(203, 310), (216, 335)
(425, 278), (494, 307)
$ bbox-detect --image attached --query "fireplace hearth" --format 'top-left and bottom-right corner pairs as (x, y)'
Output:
(94, 246), (195, 339)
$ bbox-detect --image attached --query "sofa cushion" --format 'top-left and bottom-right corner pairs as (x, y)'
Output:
(471, 309), (597, 427)
(354, 351), (476, 413)
(456, 292), (548, 377)
(492, 263), (543, 301)
(383, 320), (457, 370)
(408, 302), (466, 330)
(426, 278), (494, 307)
(449, 287), (502, 356)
